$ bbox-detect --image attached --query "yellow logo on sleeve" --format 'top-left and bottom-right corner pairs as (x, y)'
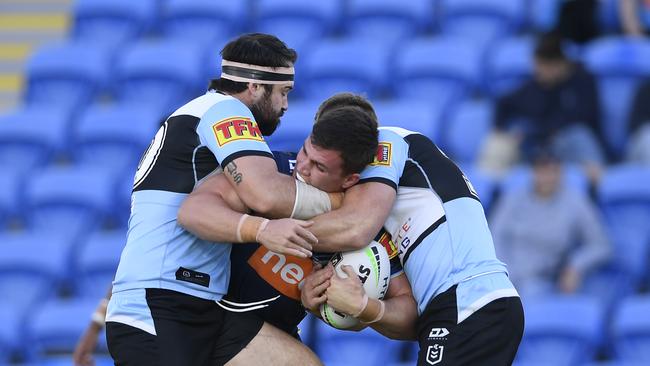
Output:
(370, 142), (392, 166)
(211, 117), (264, 146)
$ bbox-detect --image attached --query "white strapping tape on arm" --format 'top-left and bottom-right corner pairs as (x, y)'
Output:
(291, 179), (333, 219)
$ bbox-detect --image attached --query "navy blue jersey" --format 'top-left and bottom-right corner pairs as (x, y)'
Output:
(219, 151), (307, 334)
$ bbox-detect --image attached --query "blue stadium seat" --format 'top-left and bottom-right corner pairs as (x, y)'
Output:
(74, 103), (163, 174)
(255, 0), (341, 51)
(500, 164), (590, 195)
(302, 37), (391, 100)
(583, 37), (650, 157)
(373, 100), (446, 142)
(597, 165), (650, 283)
(438, 0), (525, 42)
(0, 232), (71, 311)
(393, 36), (482, 110)
(613, 295), (650, 363)
(345, 0), (433, 44)
(0, 106), (70, 172)
(75, 229), (126, 299)
(162, 0), (247, 44)
(26, 298), (106, 358)
(443, 100), (494, 164)
(314, 321), (404, 365)
(0, 302), (25, 364)
(24, 165), (118, 237)
(72, 0), (157, 45)
(484, 36), (534, 97)
(527, 0), (561, 32)
(265, 99), (319, 152)
(114, 40), (206, 113)
(25, 41), (111, 110)
(518, 295), (604, 366)
(0, 169), (23, 228)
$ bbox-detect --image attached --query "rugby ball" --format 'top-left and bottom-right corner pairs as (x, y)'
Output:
(320, 240), (391, 329)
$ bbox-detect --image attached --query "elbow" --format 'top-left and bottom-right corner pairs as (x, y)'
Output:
(348, 227), (377, 249)
(244, 196), (276, 216)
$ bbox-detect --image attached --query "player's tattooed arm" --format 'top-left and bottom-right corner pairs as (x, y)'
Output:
(225, 161), (243, 185)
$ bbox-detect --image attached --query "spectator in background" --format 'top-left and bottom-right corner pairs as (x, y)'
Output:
(556, 0), (600, 44)
(482, 32), (606, 180)
(621, 0), (650, 36)
(490, 145), (611, 299)
(627, 80), (650, 163)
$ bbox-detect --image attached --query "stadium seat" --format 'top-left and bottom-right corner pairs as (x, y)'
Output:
(74, 103), (163, 174)
(26, 298), (108, 359)
(527, 0), (561, 32)
(393, 36), (482, 111)
(0, 302), (25, 364)
(72, 0), (157, 45)
(161, 0), (247, 44)
(255, 0), (341, 51)
(517, 295), (605, 366)
(484, 36), (534, 97)
(0, 106), (70, 172)
(0, 232), (71, 311)
(373, 100), (446, 142)
(583, 37), (650, 157)
(265, 99), (319, 153)
(314, 321), (404, 365)
(438, 0), (525, 43)
(597, 165), (650, 283)
(345, 0), (434, 43)
(0, 169), (23, 228)
(443, 100), (494, 164)
(75, 229), (126, 299)
(500, 164), (590, 195)
(613, 295), (650, 363)
(24, 165), (118, 237)
(302, 37), (391, 100)
(114, 40), (206, 113)
(25, 41), (111, 110)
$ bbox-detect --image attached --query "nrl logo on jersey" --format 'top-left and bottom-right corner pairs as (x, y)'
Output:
(371, 142), (392, 166)
(212, 116), (264, 146)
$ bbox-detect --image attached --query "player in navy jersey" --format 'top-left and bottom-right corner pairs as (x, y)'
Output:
(178, 106), (383, 365)
(102, 33), (347, 366)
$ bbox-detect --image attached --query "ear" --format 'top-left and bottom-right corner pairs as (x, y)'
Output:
(247, 82), (264, 100)
(341, 173), (360, 190)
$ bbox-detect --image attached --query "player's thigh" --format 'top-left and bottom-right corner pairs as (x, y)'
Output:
(226, 322), (323, 366)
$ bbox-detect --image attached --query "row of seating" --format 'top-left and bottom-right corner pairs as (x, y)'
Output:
(67, 0), (559, 47)
(3, 293), (650, 365)
(68, 0), (641, 48)
(23, 34), (650, 157)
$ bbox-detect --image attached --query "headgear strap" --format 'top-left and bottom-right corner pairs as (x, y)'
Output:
(221, 60), (294, 86)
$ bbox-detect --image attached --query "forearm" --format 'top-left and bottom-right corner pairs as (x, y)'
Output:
(311, 182), (395, 252)
(356, 295), (418, 341)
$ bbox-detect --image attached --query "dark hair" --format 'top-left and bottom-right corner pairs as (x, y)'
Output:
(311, 106), (379, 175)
(315, 92), (378, 124)
(208, 33), (298, 93)
(534, 32), (566, 62)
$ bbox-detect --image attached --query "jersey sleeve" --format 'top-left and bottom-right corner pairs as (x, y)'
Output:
(358, 129), (407, 191)
(196, 98), (273, 167)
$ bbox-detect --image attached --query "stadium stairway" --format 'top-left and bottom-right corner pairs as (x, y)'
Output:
(0, 0), (71, 113)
